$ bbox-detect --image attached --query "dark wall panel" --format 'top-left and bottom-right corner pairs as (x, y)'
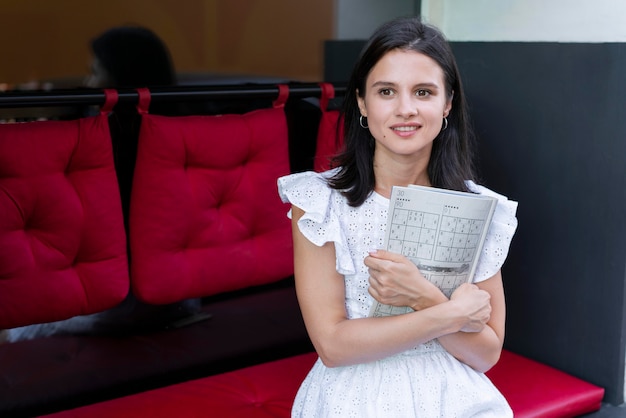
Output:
(452, 42), (626, 404)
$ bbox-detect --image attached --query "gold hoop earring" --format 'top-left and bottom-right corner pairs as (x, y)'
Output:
(359, 115), (368, 129)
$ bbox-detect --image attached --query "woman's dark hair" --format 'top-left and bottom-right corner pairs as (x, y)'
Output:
(91, 26), (176, 88)
(328, 16), (476, 206)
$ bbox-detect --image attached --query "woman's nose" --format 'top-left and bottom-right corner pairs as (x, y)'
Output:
(396, 92), (418, 118)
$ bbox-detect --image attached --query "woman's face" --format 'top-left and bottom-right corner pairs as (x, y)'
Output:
(357, 49), (452, 160)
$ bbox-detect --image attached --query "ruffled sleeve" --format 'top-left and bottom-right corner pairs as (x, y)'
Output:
(277, 170), (356, 275)
(466, 181), (519, 282)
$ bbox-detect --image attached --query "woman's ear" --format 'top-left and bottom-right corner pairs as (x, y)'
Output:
(444, 90), (454, 117)
(356, 89), (367, 117)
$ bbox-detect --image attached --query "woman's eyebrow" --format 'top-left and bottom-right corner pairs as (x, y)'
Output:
(414, 82), (440, 89)
(370, 81), (441, 89)
(370, 81), (396, 88)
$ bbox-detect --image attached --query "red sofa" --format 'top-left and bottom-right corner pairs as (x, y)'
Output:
(0, 88), (314, 417)
(0, 85), (605, 417)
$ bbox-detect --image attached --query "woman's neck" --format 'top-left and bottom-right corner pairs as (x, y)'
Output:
(373, 154), (431, 199)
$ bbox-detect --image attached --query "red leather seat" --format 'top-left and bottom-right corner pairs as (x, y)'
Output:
(487, 350), (605, 417)
(42, 349), (604, 418)
(41, 353), (317, 418)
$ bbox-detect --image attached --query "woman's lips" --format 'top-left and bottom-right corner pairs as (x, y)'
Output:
(390, 124), (421, 137)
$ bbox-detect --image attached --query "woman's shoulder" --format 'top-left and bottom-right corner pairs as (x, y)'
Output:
(278, 169), (359, 275)
(466, 180), (519, 281)
(465, 180), (512, 200)
(465, 180), (518, 220)
(278, 168), (339, 206)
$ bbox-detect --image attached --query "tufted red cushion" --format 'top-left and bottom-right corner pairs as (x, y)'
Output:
(129, 108), (292, 304)
(0, 115), (129, 329)
(313, 83), (344, 173)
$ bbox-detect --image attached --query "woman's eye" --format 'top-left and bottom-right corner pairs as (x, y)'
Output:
(416, 89), (431, 97)
(379, 88), (394, 96)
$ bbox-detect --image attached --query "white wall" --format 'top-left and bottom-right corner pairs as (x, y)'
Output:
(421, 0), (626, 42)
(334, 0), (419, 39)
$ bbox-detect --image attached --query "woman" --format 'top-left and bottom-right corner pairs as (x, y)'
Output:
(278, 17), (518, 416)
(86, 25), (175, 89)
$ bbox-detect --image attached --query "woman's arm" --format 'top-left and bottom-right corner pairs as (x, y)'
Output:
(366, 249), (506, 372)
(291, 205), (491, 368)
(436, 273), (506, 372)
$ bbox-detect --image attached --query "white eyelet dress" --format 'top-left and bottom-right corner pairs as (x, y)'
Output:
(278, 169), (518, 418)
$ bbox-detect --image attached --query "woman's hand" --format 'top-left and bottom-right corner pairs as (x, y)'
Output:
(449, 283), (492, 333)
(365, 249), (448, 311)
(366, 250), (492, 333)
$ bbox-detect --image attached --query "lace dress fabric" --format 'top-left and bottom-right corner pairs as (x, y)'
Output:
(278, 170), (518, 418)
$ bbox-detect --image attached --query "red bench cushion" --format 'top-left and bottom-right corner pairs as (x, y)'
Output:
(486, 350), (605, 417)
(42, 350), (604, 418)
(0, 115), (129, 328)
(42, 352), (318, 418)
(129, 109), (292, 304)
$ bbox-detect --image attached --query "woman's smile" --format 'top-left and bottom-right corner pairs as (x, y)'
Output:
(390, 123), (422, 137)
